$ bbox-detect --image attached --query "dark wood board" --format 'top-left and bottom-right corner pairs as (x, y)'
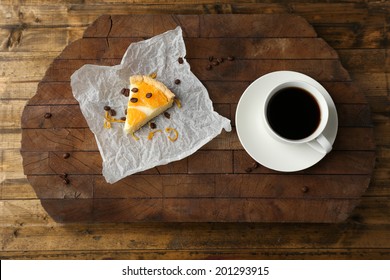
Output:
(20, 14), (375, 223)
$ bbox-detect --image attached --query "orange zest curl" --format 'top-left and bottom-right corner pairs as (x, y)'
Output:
(165, 127), (179, 142)
(148, 129), (162, 140)
(103, 111), (125, 129)
(174, 98), (182, 108)
(149, 72), (157, 79)
(131, 132), (140, 141)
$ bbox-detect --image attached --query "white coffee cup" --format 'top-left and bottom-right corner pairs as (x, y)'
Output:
(263, 81), (332, 154)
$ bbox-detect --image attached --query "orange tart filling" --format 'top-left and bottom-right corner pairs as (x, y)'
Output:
(124, 75), (175, 134)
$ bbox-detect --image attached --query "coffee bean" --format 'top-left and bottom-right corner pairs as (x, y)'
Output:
(104, 106), (111, 111)
(178, 57), (184, 64)
(206, 65), (212, 70)
(208, 56), (214, 62)
(301, 186), (309, 193)
(149, 122), (156, 129)
(121, 88), (130, 97)
(59, 173), (68, 179)
(245, 167), (253, 173)
(63, 178), (70, 185)
(63, 153), (70, 159)
(217, 57), (224, 63)
(252, 162), (259, 169)
(164, 112), (170, 119)
(227, 56), (235, 61)
(130, 97), (138, 103)
(120, 117), (126, 121)
(212, 61), (219, 66)
(146, 92), (152, 98)
(109, 109), (116, 116)
(131, 87), (138, 93)
(174, 79), (181, 84)
(44, 112), (52, 119)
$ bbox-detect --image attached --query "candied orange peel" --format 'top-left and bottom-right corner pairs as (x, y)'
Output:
(149, 72), (157, 79)
(174, 97), (182, 108)
(131, 132), (140, 141)
(148, 129), (162, 140)
(104, 111), (125, 129)
(165, 127), (178, 142)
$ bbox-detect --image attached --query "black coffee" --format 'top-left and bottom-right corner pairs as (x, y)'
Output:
(266, 87), (321, 140)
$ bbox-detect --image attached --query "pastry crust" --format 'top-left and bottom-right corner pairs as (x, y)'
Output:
(124, 75), (175, 135)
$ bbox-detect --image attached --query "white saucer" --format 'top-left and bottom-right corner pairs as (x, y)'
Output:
(235, 71), (338, 172)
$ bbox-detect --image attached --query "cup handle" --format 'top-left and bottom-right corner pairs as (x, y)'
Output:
(307, 134), (332, 154)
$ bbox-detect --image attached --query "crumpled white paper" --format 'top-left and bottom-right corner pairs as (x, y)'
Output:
(71, 27), (231, 183)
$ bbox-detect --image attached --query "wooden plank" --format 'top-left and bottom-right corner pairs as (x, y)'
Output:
(2, 249), (390, 260)
(338, 49), (387, 72)
(0, 28), (71, 52)
(161, 198), (358, 222)
(0, 56), (54, 82)
(27, 175), (94, 199)
(21, 128), (99, 151)
(0, 149), (26, 181)
(21, 151), (188, 175)
(42, 58), (120, 82)
(0, 177), (38, 200)
(2, 221), (390, 252)
(28, 82), (78, 105)
(21, 150), (375, 176)
(315, 24), (387, 49)
(0, 197), (361, 223)
(2, 216), (390, 251)
(0, 129), (21, 149)
(2, 141), (383, 202)
(189, 59), (351, 82)
(21, 105), (87, 128)
(0, 81), (39, 100)
(2, 200), (389, 247)
(83, 14), (201, 38)
(233, 150), (376, 175)
(199, 14), (317, 38)
(83, 14), (317, 38)
(57, 37), (339, 60)
(20, 126), (375, 152)
(214, 174), (370, 199)
(291, 2), (372, 24)
(3, 173), (372, 200)
(0, 2), (384, 29)
(0, 100), (26, 129)
(40, 58), (351, 82)
(338, 73), (388, 97)
(94, 175), (164, 198)
(1, 193), (389, 225)
(187, 37), (339, 59)
(25, 80), (369, 107)
(92, 198), (163, 222)
(187, 150), (233, 174)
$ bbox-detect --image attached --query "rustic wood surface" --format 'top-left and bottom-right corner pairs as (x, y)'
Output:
(1, 0), (389, 259)
(19, 13), (375, 223)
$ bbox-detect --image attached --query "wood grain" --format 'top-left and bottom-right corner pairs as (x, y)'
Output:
(1, 0), (388, 260)
(18, 14), (374, 225)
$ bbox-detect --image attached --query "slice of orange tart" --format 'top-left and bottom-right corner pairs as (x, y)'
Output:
(124, 75), (175, 134)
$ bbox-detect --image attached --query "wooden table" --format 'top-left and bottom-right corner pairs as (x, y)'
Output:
(20, 14), (375, 223)
(1, 1), (390, 259)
